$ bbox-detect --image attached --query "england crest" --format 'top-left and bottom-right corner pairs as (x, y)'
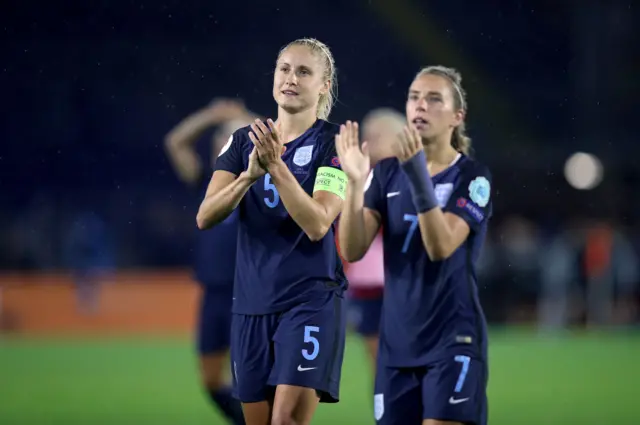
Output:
(434, 183), (454, 207)
(293, 145), (314, 166)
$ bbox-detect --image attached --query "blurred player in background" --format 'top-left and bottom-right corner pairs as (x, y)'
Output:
(165, 98), (258, 425)
(64, 210), (114, 315)
(345, 108), (404, 372)
(337, 66), (492, 425)
(196, 38), (347, 425)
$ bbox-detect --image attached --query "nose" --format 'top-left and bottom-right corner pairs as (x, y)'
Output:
(415, 98), (427, 112)
(285, 72), (298, 86)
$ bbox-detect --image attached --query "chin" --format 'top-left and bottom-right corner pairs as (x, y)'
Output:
(416, 129), (433, 140)
(278, 99), (309, 115)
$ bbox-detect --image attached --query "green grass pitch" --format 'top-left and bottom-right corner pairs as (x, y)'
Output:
(1, 329), (638, 424)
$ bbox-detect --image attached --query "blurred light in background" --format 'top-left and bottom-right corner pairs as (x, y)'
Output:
(564, 151), (603, 190)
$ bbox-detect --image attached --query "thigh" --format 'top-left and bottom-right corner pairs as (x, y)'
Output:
(422, 355), (488, 425)
(196, 285), (233, 355)
(374, 365), (423, 425)
(269, 290), (346, 403)
(349, 296), (384, 337)
(230, 313), (278, 403)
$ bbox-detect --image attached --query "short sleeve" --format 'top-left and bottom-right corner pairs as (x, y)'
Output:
(444, 165), (493, 233)
(313, 137), (347, 199)
(319, 141), (342, 172)
(213, 132), (243, 176)
(364, 166), (385, 215)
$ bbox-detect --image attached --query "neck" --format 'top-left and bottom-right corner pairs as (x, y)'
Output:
(276, 107), (318, 143)
(423, 134), (459, 166)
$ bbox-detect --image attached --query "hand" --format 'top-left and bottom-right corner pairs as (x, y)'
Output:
(246, 146), (267, 181)
(335, 121), (370, 183)
(248, 119), (286, 168)
(393, 126), (424, 163)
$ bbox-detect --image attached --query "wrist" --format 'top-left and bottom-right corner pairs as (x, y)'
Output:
(347, 176), (367, 193)
(400, 151), (438, 213)
(239, 171), (260, 185)
(266, 157), (287, 175)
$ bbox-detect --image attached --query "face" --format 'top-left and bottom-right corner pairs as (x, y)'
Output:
(406, 73), (463, 140)
(273, 44), (329, 115)
(363, 117), (403, 163)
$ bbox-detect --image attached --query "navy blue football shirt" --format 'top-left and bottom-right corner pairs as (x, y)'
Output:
(193, 173), (239, 287)
(364, 153), (492, 367)
(214, 119), (347, 315)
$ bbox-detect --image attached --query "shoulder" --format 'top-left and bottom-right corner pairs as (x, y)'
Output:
(375, 157), (400, 178)
(365, 157), (398, 190)
(457, 155), (492, 181)
(232, 125), (253, 144)
(457, 155), (492, 207)
(315, 120), (340, 148)
(218, 126), (251, 158)
(317, 119), (340, 137)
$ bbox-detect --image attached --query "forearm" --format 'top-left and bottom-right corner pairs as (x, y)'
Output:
(267, 160), (329, 241)
(339, 180), (370, 262)
(416, 209), (454, 260)
(196, 172), (255, 229)
(401, 152), (452, 260)
(165, 110), (215, 148)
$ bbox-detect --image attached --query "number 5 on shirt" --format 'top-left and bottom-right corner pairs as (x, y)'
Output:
(264, 173), (280, 208)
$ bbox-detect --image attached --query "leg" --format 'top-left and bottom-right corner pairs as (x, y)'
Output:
(197, 286), (245, 425)
(374, 364), (422, 425)
(421, 355), (488, 425)
(74, 270), (101, 315)
(241, 397), (274, 425)
(363, 336), (379, 371)
(271, 385), (319, 425)
(349, 296), (383, 374)
(231, 313), (279, 425)
(269, 288), (347, 424)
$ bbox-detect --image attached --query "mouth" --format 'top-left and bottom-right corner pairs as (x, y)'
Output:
(281, 89), (298, 96)
(411, 117), (429, 129)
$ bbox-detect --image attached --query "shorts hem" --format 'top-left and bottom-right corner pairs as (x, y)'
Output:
(266, 378), (339, 403)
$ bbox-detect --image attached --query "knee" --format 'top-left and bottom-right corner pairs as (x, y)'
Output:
(271, 415), (300, 425)
(199, 355), (226, 390)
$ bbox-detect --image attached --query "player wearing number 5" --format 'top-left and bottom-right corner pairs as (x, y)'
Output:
(196, 38), (347, 425)
(337, 66), (492, 425)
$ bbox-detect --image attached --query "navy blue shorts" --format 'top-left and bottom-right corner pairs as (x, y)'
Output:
(348, 296), (383, 337)
(196, 285), (234, 355)
(230, 288), (346, 404)
(374, 355), (488, 425)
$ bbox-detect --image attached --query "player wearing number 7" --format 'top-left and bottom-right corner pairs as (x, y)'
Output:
(337, 66), (492, 425)
(196, 38), (347, 425)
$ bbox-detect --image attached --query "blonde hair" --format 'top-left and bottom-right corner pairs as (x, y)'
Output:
(278, 38), (337, 120)
(416, 65), (472, 155)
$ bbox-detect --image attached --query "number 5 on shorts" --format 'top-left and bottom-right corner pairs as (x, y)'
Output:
(302, 326), (320, 361)
(454, 355), (471, 392)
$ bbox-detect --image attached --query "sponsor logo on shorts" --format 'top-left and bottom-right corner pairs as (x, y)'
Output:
(449, 396), (470, 405)
(297, 365), (317, 372)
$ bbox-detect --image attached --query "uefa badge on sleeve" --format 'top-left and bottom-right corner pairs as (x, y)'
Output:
(468, 176), (491, 207)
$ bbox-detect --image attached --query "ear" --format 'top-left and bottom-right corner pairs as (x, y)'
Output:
(319, 79), (331, 97)
(452, 109), (465, 127)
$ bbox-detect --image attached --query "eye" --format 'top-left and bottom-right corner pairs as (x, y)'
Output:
(408, 94), (419, 101)
(299, 68), (310, 76)
(427, 95), (443, 103)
